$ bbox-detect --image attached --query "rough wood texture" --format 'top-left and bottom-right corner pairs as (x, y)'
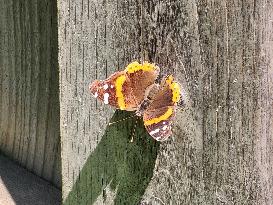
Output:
(59, 0), (273, 204)
(0, 0), (61, 187)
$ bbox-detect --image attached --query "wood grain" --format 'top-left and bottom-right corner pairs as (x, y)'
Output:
(0, 0), (61, 187)
(59, 0), (273, 204)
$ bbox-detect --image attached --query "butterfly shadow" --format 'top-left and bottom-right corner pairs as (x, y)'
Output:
(64, 110), (160, 205)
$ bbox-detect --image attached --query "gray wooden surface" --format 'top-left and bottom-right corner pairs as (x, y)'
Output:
(0, 154), (61, 205)
(0, 0), (61, 187)
(59, 0), (273, 204)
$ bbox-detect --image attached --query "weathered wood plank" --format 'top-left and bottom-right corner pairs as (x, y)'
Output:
(0, 0), (61, 187)
(59, 0), (273, 204)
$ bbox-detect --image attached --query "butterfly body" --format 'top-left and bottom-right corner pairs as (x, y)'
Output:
(89, 62), (182, 141)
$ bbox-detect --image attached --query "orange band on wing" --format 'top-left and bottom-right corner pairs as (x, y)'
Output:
(115, 75), (126, 110)
(166, 75), (181, 103)
(125, 61), (157, 74)
(144, 107), (173, 126)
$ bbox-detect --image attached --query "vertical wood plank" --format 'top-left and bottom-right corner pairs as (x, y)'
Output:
(59, 0), (273, 204)
(0, 0), (60, 187)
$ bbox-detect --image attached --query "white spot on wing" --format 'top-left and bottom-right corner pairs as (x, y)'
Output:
(162, 125), (168, 130)
(110, 85), (114, 88)
(150, 128), (160, 135)
(103, 84), (109, 90)
(155, 136), (162, 141)
(163, 122), (166, 125)
(103, 93), (110, 104)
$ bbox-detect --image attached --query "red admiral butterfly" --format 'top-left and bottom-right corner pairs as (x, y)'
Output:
(89, 62), (181, 141)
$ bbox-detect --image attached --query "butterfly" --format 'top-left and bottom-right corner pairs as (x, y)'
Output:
(89, 61), (181, 141)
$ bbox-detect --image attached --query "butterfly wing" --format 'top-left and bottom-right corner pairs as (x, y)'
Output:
(124, 61), (159, 106)
(89, 61), (159, 111)
(143, 106), (175, 141)
(143, 75), (181, 141)
(89, 71), (127, 108)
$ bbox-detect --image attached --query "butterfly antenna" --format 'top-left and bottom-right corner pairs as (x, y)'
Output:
(130, 118), (139, 143)
(108, 114), (136, 126)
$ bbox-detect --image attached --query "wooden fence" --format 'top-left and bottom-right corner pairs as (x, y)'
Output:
(1, 0), (273, 204)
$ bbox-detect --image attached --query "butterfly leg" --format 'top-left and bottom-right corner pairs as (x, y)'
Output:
(130, 117), (139, 143)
